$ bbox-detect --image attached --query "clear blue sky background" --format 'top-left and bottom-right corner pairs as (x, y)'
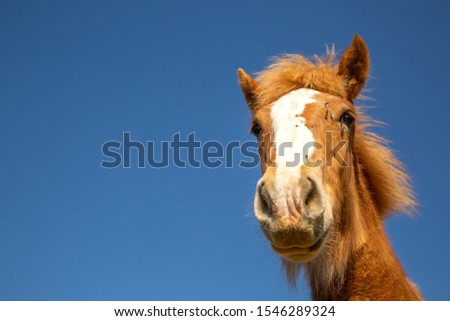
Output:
(1, 1), (449, 300)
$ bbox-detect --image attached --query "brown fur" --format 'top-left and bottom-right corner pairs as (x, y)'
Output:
(238, 35), (422, 300)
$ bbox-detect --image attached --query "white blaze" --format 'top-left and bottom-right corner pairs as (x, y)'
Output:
(270, 88), (318, 208)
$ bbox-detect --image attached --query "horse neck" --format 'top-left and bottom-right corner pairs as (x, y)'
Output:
(306, 166), (423, 300)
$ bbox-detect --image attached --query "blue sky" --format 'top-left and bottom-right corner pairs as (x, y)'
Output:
(1, 0), (449, 300)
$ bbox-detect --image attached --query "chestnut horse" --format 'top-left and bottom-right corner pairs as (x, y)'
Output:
(238, 35), (422, 300)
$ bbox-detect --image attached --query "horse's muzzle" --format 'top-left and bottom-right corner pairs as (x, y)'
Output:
(254, 173), (329, 262)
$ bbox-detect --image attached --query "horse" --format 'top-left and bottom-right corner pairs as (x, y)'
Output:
(237, 35), (422, 300)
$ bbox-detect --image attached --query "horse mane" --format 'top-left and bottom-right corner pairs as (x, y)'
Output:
(254, 49), (416, 219)
(255, 48), (346, 108)
(354, 119), (416, 216)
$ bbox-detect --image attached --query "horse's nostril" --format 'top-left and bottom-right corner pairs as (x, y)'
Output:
(303, 177), (323, 215)
(304, 180), (317, 207)
(258, 183), (273, 217)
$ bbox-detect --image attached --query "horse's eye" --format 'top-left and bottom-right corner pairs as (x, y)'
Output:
(340, 113), (355, 128)
(251, 123), (262, 138)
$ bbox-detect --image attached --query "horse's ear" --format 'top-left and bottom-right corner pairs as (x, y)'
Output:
(238, 68), (259, 110)
(337, 35), (370, 102)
